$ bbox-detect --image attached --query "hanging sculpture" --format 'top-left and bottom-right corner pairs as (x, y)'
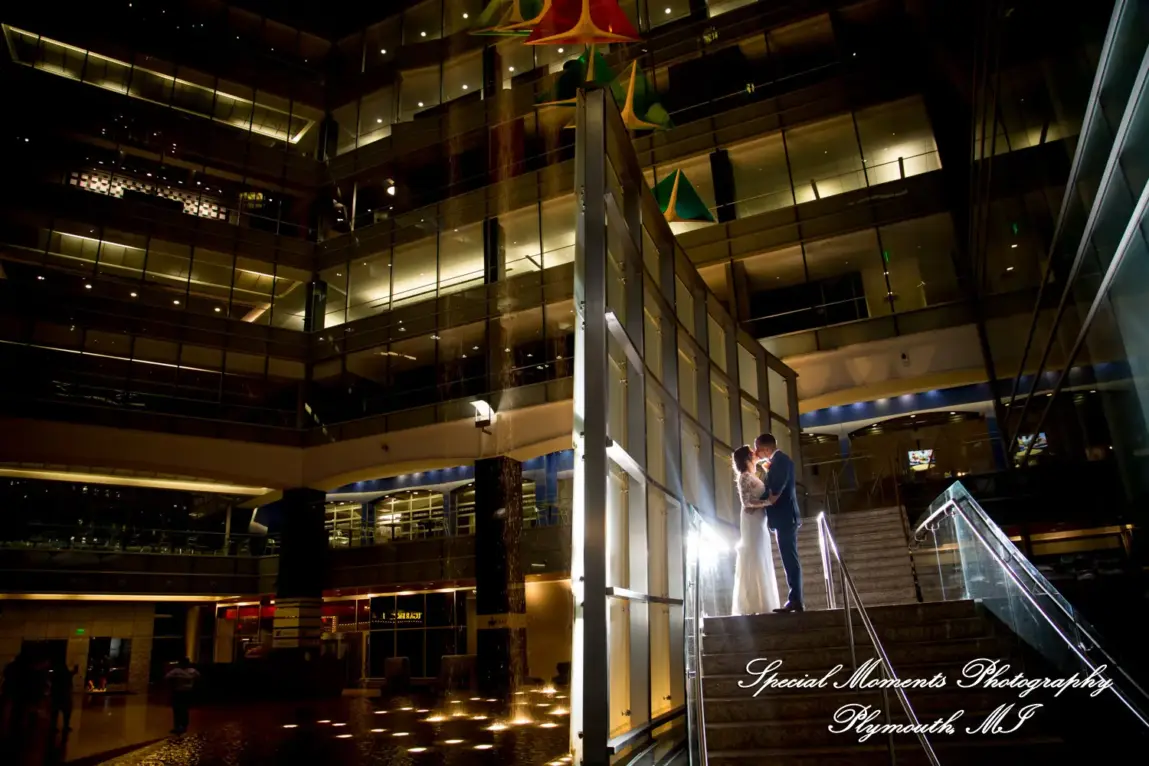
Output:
(536, 45), (617, 108)
(614, 61), (672, 131)
(470, 0), (547, 36)
(654, 170), (714, 223)
(524, 0), (640, 46)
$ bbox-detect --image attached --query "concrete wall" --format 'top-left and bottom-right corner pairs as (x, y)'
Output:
(0, 601), (155, 693)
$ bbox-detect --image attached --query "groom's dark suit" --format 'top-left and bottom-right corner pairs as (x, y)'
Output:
(763, 450), (803, 608)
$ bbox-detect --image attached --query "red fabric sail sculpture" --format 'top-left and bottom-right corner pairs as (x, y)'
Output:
(524, 0), (640, 46)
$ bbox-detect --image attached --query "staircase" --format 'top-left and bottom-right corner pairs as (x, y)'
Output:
(773, 507), (916, 609)
(701, 601), (1068, 764)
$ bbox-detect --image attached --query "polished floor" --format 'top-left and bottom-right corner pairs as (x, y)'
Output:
(3, 690), (572, 765)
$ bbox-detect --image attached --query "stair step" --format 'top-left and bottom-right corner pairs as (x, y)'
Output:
(704, 711), (1046, 751)
(702, 616), (993, 655)
(701, 636), (1009, 675)
(703, 601), (981, 634)
(706, 737), (1065, 766)
(702, 687), (1020, 723)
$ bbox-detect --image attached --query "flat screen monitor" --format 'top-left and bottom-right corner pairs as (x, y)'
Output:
(908, 449), (934, 472)
(1016, 432), (1048, 456)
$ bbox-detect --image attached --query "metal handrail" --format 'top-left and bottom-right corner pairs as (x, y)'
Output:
(816, 512), (941, 766)
(913, 496), (1149, 728)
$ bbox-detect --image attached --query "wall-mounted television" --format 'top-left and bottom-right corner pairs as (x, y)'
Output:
(908, 449), (934, 472)
(1015, 433), (1048, 457)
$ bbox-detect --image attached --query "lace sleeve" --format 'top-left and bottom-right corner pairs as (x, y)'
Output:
(737, 473), (765, 509)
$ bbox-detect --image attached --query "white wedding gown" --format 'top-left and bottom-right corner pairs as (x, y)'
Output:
(732, 471), (782, 615)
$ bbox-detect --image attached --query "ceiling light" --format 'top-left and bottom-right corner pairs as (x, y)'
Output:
(444, 739), (464, 745)
(463, 12), (469, 18)
(508, 66), (515, 72)
(1010, 244), (1018, 248)
(173, 299), (180, 305)
(84, 284), (92, 289)
(381, 49), (387, 54)
(665, 6), (672, 12)
(130, 292), (138, 297)
(417, 102), (424, 107)
(557, 47), (564, 53)
(377, 118), (383, 123)
(214, 307), (222, 312)
(1006, 266), (1015, 272)
(462, 84), (469, 90)
(420, 31), (426, 37)
(37, 275), (45, 281)
(474, 744), (493, 750)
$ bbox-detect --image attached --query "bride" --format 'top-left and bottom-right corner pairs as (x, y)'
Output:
(732, 445), (781, 615)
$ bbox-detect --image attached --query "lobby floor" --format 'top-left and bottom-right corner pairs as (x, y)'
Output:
(3, 690), (571, 765)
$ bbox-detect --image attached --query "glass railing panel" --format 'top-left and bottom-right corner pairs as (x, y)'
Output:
(913, 481), (1149, 727)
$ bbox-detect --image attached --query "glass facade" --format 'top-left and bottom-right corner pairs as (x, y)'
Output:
(569, 89), (800, 762)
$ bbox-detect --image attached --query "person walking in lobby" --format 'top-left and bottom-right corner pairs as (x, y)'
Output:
(164, 658), (200, 734)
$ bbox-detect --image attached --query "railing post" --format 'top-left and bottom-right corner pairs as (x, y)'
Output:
(881, 665), (898, 766)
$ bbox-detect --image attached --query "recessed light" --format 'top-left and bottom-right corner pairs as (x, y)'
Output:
(1006, 266), (1015, 272)
(37, 275), (45, 281)
(173, 299), (180, 305)
(474, 744), (493, 750)
(420, 31), (426, 37)
(84, 284), (92, 289)
(417, 102), (424, 107)
(130, 292), (138, 297)
(408, 748), (427, 753)
(508, 66), (515, 72)
(214, 307), (222, 312)
(665, 7), (672, 13)
(1010, 244), (1018, 248)
(377, 118), (383, 123)
(444, 739), (464, 745)
(462, 84), (468, 90)
(557, 47), (564, 53)
(463, 12), (469, 18)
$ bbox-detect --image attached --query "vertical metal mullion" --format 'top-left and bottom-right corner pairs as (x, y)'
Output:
(573, 89), (610, 766)
(725, 323), (742, 449)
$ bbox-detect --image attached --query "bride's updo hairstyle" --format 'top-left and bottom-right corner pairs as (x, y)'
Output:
(732, 445), (754, 475)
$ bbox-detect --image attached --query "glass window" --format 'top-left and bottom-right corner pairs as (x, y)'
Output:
(738, 344), (758, 398)
(541, 195), (576, 268)
(785, 115), (865, 204)
(187, 247), (234, 316)
(646, 391), (667, 485)
(878, 214), (961, 312)
(439, 222), (484, 296)
(771, 417), (793, 457)
(272, 265), (311, 330)
(677, 339), (698, 418)
(714, 446), (736, 524)
(741, 397), (761, 448)
(855, 97), (941, 184)
(145, 238), (192, 298)
(364, 17), (401, 68)
(47, 222), (100, 272)
(642, 227), (661, 280)
(675, 277), (694, 334)
(331, 101), (359, 155)
(729, 132), (793, 217)
(707, 315), (727, 371)
(606, 467), (630, 588)
(392, 235), (439, 306)
(404, 0), (443, 43)
(399, 66), (441, 122)
(499, 205), (542, 274)
(348, 251), (391, 322)
(445, 0), (485, 35)
(804, 229), (889, 319)
(644, 289), (665, 381)
(231, 256), (275, 324)
(710, 375), (732, 446)
(320, 264), (349, 328)
(358, 87), (396, 148)
(653, 0), (692, 28)
(766, 14), (835, 76)
(95, 229), (147, 279)
(680, 420), (702, 507)
(768, 367), (789, 420)
(443, 51), (482, 104)
(497, 39), (535, 90)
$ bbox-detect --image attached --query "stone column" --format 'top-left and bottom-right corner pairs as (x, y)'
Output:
(185, 605), (203, 662)
(474, 456), (526, 695)
(272, 487), (327, 653)
(359, 502), (375, 546)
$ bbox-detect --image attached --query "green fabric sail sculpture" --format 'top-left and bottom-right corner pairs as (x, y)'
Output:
(536, 45), (617, 107)
(613, 61), (672, 131)
(654, 170), (714, 223)
(470, 0), (544, 36)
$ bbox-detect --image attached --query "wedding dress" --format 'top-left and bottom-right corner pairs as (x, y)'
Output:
(732, 471), (782, 615)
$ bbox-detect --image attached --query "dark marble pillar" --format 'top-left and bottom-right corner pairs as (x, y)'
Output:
(273, 487), (327, 651)
(474, 456), (526, 695)
(710, 148), (736, 223)
(303, 279), (327, 332)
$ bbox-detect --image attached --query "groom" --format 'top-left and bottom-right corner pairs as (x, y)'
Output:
(754, 433), (803, 612)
